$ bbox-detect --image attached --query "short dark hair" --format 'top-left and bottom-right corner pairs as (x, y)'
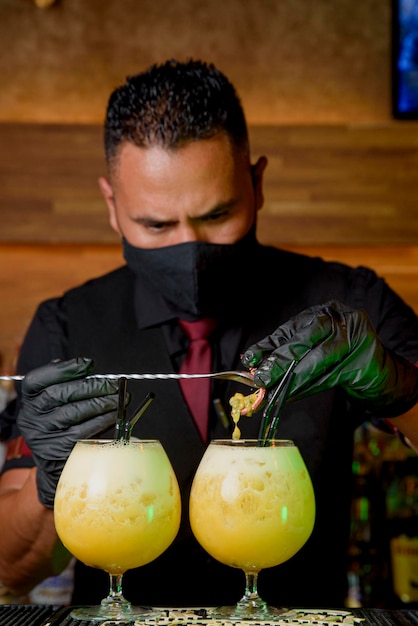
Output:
(104, 59), (249, 167)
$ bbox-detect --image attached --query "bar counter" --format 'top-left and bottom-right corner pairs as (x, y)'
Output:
(0, 605), (417, 626)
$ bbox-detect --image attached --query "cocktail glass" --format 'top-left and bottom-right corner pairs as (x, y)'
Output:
(54, 439), (181, 622)
(189, 439), (315, 620)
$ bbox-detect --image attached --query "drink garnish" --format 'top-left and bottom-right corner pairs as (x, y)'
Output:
(229, 388), (265, 440)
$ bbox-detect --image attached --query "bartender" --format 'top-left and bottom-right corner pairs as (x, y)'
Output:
(1, 58), (418, 609)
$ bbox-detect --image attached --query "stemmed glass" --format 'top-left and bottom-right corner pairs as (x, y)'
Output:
(189, 439), (315, 620)
(54, 439), (181, 622)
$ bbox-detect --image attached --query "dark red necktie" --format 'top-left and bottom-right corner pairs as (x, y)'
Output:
(179, 318), (217, 443)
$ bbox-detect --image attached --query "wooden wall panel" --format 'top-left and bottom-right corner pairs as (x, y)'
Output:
(2, 123), (418, 245)
(0, 0), (391, 125)
(2, 121), (418, 370)
(1, 243), (418, 374)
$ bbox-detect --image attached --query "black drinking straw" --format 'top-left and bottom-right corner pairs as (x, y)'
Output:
(122, 392), (155, 442)
(114, 376), (128, 440)
(258, 360), (297, 445)
(263, 367), (296, 445)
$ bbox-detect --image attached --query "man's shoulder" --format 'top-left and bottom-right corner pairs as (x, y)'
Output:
(33, 265), (135, 324)
(263, 244), (376, 281)
(62, 265), (134, 302)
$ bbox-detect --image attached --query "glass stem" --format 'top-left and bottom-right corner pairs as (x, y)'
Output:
(241, 571), (265, 608)
(101, 573), (130, 608)
(227, 569), (276, 620)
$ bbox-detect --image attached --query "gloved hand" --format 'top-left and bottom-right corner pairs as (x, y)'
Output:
(241, 301), (418, 418)
(17, 357), (122, 509)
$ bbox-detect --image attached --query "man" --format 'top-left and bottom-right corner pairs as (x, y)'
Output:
(0, 59), (418, 609)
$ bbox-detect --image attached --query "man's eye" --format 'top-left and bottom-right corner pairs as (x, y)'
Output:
(143, 221), (173, 232)
(201, 210), (229, 222)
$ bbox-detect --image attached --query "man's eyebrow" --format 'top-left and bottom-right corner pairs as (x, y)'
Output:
(130, 199), (237, 228)
(132, 216), (179, 228)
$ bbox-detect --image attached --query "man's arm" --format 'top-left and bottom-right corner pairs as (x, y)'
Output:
(0, 357), (122, 595)
(242, 301), (418, 421)
(0, 467), (69, 595)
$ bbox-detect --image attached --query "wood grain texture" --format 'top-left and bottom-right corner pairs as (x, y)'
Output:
(1, 243), (417, 372)
(2, 121), (418, 369)
(0, 0), (391, 124)
(2, 123), (418, 245)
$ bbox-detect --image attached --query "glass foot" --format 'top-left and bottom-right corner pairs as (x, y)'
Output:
(70, 604), (160, 622)
(207, 601), (289, 621)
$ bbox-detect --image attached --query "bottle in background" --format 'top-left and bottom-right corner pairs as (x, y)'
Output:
(383, 456), (418, 607)
(346, 457), (385, 607)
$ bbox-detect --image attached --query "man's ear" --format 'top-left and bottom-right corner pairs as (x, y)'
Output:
(98, 176), (121, 235)
(251, 156), (268, 213)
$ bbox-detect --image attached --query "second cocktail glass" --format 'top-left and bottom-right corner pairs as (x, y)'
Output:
(54, 439), (181, 622)
(189, 439), (315, 620)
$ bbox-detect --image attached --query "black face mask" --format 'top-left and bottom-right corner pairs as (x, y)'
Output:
(123, 228), (260, 320)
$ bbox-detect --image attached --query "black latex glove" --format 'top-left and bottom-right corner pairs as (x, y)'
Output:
(241, 301), (418, 418)
(17, 357), (121, 508)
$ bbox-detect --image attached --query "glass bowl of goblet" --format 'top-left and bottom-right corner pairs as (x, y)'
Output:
(54, 439), (181, 622)
(189, 438), (315, 620)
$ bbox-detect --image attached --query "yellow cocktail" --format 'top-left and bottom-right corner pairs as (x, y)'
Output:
(189, 439), (315, 619)
(54, 439), (181, 621)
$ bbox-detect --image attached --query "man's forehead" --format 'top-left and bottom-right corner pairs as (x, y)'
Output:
(110, 133), (245, 177)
